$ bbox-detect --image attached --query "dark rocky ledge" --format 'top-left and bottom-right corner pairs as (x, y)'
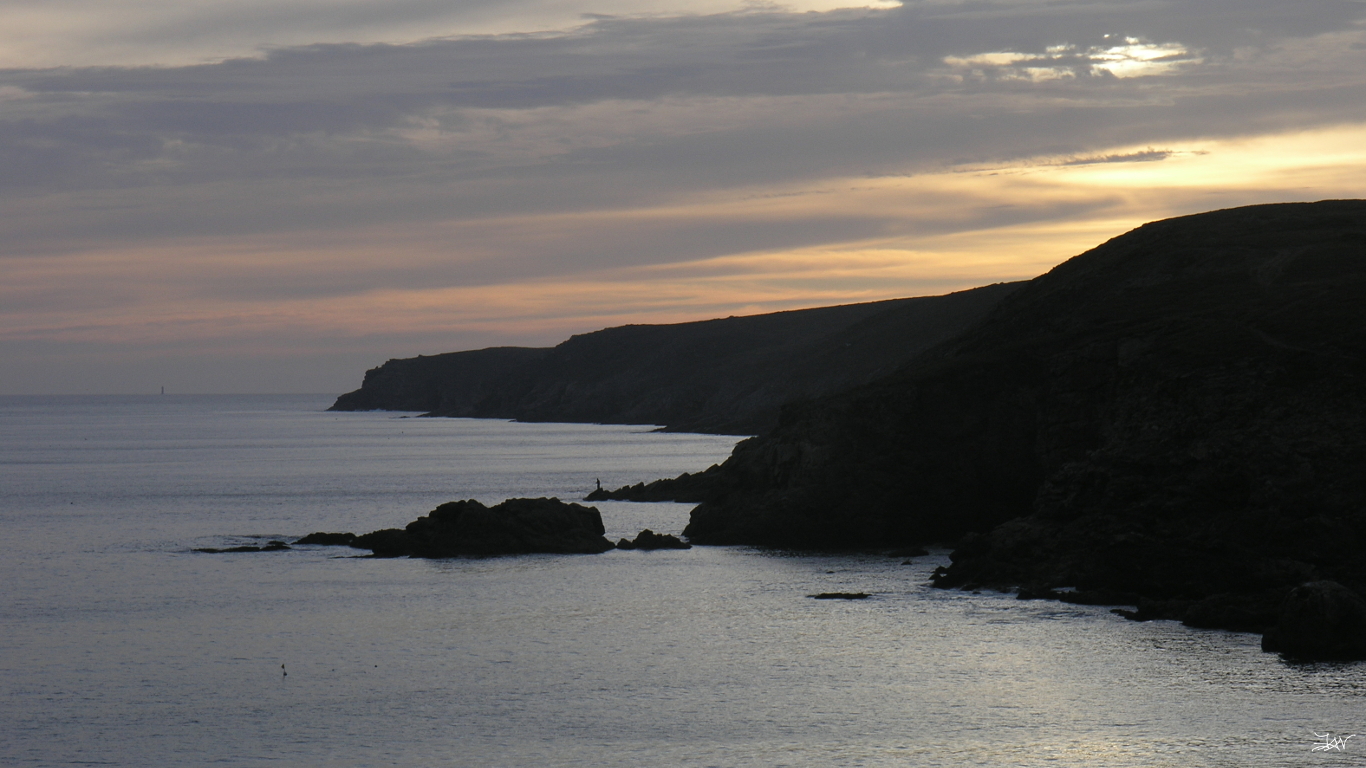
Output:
(585, 464), (728, 502)
(344, 498), (614, 557)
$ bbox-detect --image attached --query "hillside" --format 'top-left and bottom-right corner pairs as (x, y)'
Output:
(652, 199), (1366, 652)
(330, 282), (1020, 434)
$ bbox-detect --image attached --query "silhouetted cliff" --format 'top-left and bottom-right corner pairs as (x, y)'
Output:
(330, 283), (1020, 434)
(663, 200), (1366, 651)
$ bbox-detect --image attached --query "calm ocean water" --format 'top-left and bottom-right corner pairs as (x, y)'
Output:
(2, 394), (1364, 767)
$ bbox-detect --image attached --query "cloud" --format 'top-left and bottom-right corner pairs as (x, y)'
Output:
(1057, 149), (1177, 166)
(0, 0), (904, 68)
(3, 0), (1366, 392)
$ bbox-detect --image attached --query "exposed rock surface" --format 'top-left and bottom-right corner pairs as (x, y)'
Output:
(350, 498), (614, 557)
(615, 529), (691, 550)
(330, 284), (1019, 435)
(650, 200), (1366, 656)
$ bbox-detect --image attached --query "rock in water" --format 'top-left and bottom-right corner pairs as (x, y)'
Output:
(615, 529), (691, 550)
(194, 541), (291, 553)
(1261, 581), (1366, 661)
(350, 498), (614, 557)
(295, 532), (356, 546)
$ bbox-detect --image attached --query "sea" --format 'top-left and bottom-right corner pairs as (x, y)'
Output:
(2, 394), (1364, 768)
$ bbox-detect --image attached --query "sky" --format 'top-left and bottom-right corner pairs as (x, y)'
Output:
(2, 0), (1364, 395)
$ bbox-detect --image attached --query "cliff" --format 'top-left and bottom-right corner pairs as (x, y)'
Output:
(664, 199), (1366, 648)
(330, 283), (1020, 434)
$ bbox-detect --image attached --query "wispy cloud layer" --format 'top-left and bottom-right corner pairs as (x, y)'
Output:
(3, 0), (1365, 393)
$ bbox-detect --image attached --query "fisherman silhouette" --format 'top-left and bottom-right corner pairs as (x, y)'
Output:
(595, 478), (601, 490)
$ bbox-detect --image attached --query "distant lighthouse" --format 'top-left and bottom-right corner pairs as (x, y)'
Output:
(160, 386), (165, 395)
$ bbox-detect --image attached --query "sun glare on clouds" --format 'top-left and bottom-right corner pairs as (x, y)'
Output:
(943, 36), (1200, 82)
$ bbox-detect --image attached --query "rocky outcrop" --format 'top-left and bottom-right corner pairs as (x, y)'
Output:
(1261, 581), (1366, 660)
(585, 464), (729, 502)
(615, 529), (691, 550)
(330, 283), (1020, 435)
(350, 498), (614, 557)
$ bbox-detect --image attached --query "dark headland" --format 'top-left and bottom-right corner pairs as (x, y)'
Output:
(334, 200), (1366, 660)
(329, 281), (1020, 435)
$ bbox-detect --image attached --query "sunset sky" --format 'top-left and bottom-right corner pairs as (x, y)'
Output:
(3, 0), (1364, 394)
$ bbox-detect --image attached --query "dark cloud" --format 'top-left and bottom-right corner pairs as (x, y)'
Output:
(11, 1), (1364, 112)
(0, 0), (1362, 254)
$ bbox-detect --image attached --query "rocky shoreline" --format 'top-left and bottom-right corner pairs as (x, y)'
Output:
(322, 201), (1366, 661)
(587, 201), (1366, 661)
